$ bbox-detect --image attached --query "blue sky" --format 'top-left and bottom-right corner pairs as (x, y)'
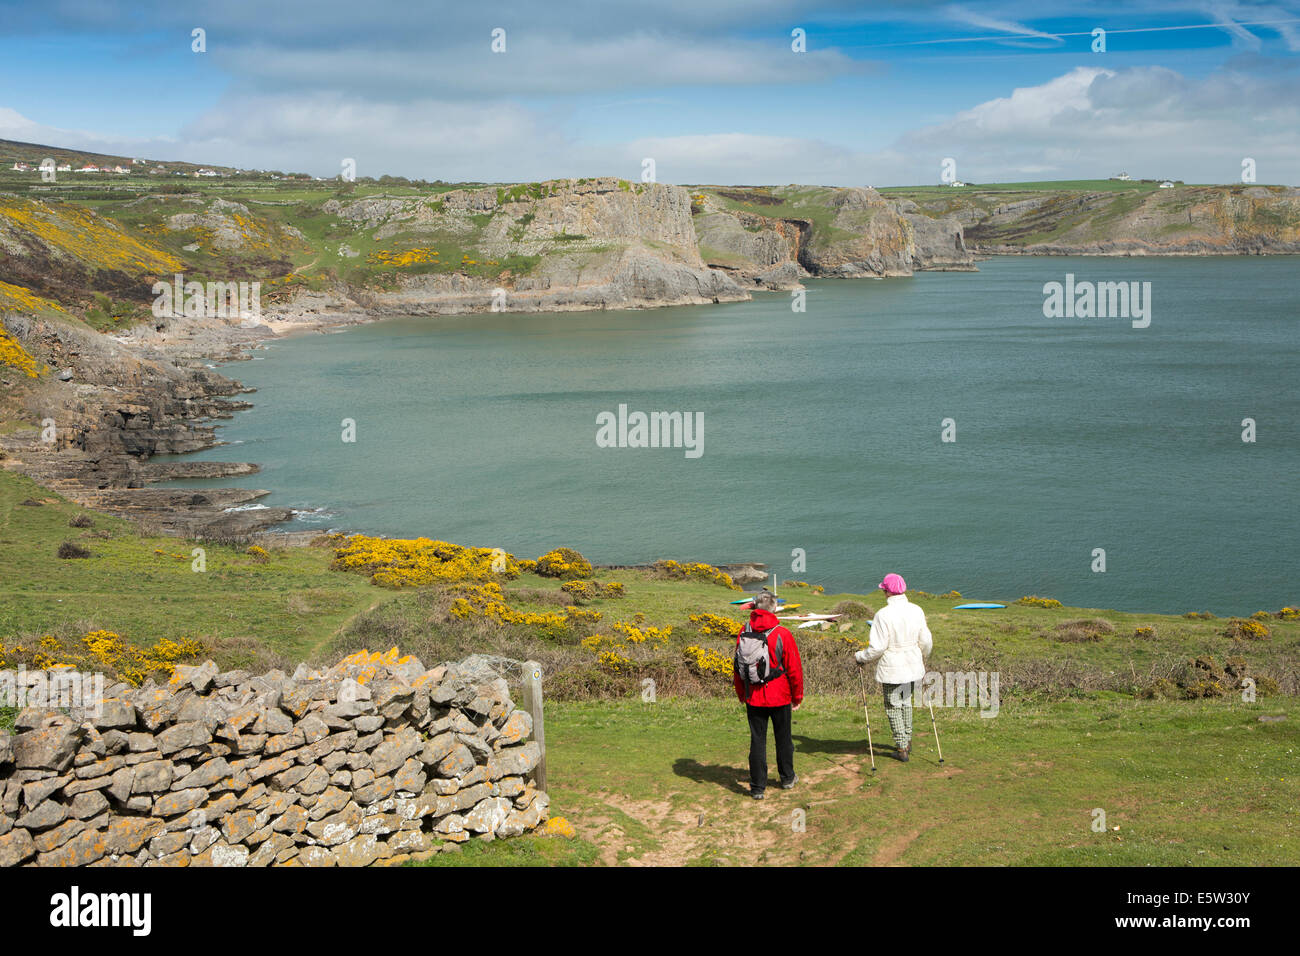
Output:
(2, 1), (1298, 185)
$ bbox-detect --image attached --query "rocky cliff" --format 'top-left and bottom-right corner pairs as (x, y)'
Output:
(303, 177), (751, 315)
(690, 185), (976, 288)
(893, 183), (1300, 256)
(0, 311), (289, 537)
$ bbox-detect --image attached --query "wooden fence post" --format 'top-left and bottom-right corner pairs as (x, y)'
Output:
(522, 660), (546, 791)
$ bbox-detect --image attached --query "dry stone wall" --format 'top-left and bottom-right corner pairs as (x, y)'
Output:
(0, 650), (548, 866)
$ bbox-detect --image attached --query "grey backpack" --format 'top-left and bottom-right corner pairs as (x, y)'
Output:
(734, 627), (785, 690)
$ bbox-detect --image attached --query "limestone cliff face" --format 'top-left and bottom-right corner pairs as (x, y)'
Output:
(303, 177), (750, 316)
(690, 185), (975, 287)
(911, 185), (1300, 255)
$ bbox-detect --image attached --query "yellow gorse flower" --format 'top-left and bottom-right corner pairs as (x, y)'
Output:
(331, 534), (520, 587)
(689, 613), (742, 638)
(653, 560), (740, 590)
(0, 630), (204, 687)
(683, 644), (733, 678)
(0, 318), (46, 377)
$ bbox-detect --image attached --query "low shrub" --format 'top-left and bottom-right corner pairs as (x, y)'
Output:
(534, 548), (593, 579)
(650, 560), (739, 590)
(1052, 618), (1115, 643)
(683, 644), (733, 678)
(331, 534), (521, 586)
(560, 580), (598, 602)
(1223, 617), (1269, 641)
(688, 613), (742, 638)
(0, 629), (205, 686)
(57, 541), (91, 559)
(831, 600), (874, 620)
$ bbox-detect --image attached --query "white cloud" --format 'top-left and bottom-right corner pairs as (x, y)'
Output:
(885, 65), (1300, 184)
(942, 3), (1064, 43)
(4, 64), (1299, 186)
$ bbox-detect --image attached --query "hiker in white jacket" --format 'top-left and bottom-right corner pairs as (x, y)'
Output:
(855, 573), (932, 762)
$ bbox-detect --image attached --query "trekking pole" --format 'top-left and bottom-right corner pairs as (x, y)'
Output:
(927, 699), (944, 764)
(858, 670), (876, 773)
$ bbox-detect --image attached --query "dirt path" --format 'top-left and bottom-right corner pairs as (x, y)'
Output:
(578, 750), (880, 866)
(312, 596), (387, 656)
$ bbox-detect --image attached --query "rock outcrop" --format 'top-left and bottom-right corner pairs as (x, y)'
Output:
(297, 177), (751, 316)
(912, 184), (1300, 256)
(690, 185), (976, 285)
(0, 312), (289, 537)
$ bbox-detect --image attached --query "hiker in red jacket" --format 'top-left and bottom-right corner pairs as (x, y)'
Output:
(733, 590), (804, 799)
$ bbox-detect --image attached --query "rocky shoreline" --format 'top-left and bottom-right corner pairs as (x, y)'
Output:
(0, 310), (351, 539)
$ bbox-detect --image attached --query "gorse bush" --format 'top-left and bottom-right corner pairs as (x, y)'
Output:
(650, 560), (740, 590)
(1222, 617), (1270, 641)
(831, 600), (874, 620)
(0, 630), (204, 686)
(560, 580), (598, 602)
(330, 534), (520, 586)
(683, 644), (732, 678)
(689, 613), (742, 638)
(533, 548), (592, 579)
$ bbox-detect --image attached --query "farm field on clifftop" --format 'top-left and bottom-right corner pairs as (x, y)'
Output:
(416, 695), (1298, 867)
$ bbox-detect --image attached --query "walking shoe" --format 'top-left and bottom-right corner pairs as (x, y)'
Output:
(780, 774), (798, 790)
(897, 744), (910, 762)
(750, 789), (766, 800)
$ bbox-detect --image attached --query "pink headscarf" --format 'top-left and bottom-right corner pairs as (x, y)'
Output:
(879, 573), (907, 595)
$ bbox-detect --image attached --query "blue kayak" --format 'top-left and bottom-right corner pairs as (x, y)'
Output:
(953, 603), (1007, 610)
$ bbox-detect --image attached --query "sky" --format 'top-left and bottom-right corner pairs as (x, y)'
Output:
(1, 0), (1298, 186)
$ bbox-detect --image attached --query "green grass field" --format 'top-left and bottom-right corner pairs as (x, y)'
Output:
(411, 695), (1297, 866)
(0, 470), (379, 667)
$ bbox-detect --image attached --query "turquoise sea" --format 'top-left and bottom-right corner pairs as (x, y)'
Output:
(166, 256), (1300, 616)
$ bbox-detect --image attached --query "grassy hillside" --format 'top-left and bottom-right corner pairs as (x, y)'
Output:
(0, 470), (378, 669)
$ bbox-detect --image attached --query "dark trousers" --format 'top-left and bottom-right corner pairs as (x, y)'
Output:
(746, 703), (794, 792)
